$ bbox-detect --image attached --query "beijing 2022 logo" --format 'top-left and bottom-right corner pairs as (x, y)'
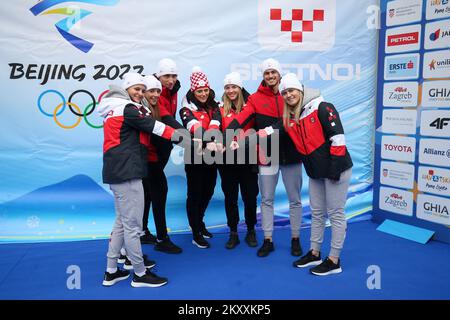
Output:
(29, 0), (119, 53)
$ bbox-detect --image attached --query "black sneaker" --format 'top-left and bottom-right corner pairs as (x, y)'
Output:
(293, 250), (322, 268)
(310, 257), (342, 276)
(245, 229), (258, 247)
(291, 238), (303, 257)
(117, 254), (126, 264)
(192, 233), (210, 249)
(225, 232), (240, 249)
(155, 236), (183, 254)
(102, 268), (130, 286)
(140, 231), (157, 245)
(201, 227), (213, 239)
(131, 269), (168, 288)
(124, 254), (156, 270)
(257, 239), (274, 257)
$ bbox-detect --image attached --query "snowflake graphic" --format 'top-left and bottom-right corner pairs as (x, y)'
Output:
(27, 216), (40, 228)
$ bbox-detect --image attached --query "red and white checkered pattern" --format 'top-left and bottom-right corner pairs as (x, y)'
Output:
(190, 71), (210, 92)
(270, 8), (324, 43)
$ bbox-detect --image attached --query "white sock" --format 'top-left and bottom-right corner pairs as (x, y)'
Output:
(107, 267), (117, 274)
(120, 248), (126, 255)
(135, 271), (146, 277)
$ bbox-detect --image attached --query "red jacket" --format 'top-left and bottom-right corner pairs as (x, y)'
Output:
(226, 82), (302, 165)
(263, 96), (353, 180)
(98, 86), (176, 184)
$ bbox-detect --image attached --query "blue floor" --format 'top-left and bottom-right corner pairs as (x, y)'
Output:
(0, 220), (449, 300)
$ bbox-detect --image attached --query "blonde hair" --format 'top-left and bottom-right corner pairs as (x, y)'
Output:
(222, 89), (244, 116)
(283, 91), (304, 129)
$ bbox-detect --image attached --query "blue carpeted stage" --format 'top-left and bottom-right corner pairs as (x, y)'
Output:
(0, 220), (448, 300)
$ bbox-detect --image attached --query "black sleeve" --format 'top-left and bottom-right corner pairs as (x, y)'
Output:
(317, 102), (347, 180)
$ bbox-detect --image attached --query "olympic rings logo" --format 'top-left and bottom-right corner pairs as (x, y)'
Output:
(37, 89), (109, 129)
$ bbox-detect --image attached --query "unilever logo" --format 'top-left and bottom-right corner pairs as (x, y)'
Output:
(30, 0), (119, 53)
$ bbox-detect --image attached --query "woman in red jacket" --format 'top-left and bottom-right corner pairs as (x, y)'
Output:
(236, 73), (353, 276)
(214, 72), (259, 249)
(179, 67), (220, 249)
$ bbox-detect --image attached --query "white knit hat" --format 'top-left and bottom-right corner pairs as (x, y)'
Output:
(122, 72), (146, 90)
(143, 75), (162, 91)
(262, 58), (282, 75)
(223, 72), (243, 88)
(156, 58), (178, 77)
(279, 73), (304, 93)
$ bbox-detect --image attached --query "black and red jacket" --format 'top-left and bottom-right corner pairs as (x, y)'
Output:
(98, 85), (178, 184)
(142, 97), (184, 163)
(225, 82), (302, 165)
(260, 96), (353, 180)
(158, 79), (180, 117)
(208, 89), (257, 166)
(179, 89), (221, 164)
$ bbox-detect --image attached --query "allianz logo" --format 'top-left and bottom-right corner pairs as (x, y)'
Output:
(423, 148), (450, 157)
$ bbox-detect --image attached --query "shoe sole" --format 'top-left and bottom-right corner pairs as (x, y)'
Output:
(102, 274), (130, 286)
(192, 240), (209, 249)
(294, 260), (323, 268)
(117, 259), (126, 264)
(124, 263), (155, 270)
(155, 247), (183, 254)
(131, 280), (168, 288)
(311, 267), (343, 276)
(202, 235), (212, 239)
(225, 242), (240, 249)
(246, 242), (258, 247)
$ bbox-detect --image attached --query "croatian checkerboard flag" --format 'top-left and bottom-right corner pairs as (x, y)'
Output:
(258, 0), (336, 51)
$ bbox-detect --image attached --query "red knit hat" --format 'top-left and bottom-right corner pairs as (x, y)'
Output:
(190, 66), (210, 92)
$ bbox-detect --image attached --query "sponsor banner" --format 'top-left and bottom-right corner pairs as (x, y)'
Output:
(419, 138), (450, 167)
(385, 24), (421, 54)
(418, 166), (450, 197)
(420, 110), (450, 137)
(426, 0), (450, 21)
(382, 109), (417, 134)
(417, 193), (450, 225)
(381, 135), (416, 162)
(422, 80), (450, 107)
(423, 49), (450, 79)
(383, 81), (419, 107)
(380, 161), (415, 189)
(387, 0), (423, 27)
(424, 19), (450, 50)
(257, 0), (336, 51)
(379, 186), (414, 216)
(384, 53), (420, 80)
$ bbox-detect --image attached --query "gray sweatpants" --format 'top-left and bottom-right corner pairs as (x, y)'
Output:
(309, 168), (352, 258)
(106, 179), (146, 275)
(259, 163), (302, 238)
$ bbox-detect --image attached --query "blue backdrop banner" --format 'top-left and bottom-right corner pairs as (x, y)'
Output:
(0, 0), (377, 243)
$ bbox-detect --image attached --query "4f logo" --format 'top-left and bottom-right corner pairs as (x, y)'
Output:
(30, 0), (119, 53)
(258, 0), (336, 51)
(430, 118), (450, 129)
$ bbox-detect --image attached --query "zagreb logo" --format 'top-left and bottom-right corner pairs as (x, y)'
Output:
(258, 0), (336, 51)
(29, 0), (119, 53)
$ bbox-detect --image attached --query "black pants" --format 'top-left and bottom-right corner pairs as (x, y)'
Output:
(185, 164), (217, 235)
(218, 165), (259, 232)
(142, 162), (168, 240)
